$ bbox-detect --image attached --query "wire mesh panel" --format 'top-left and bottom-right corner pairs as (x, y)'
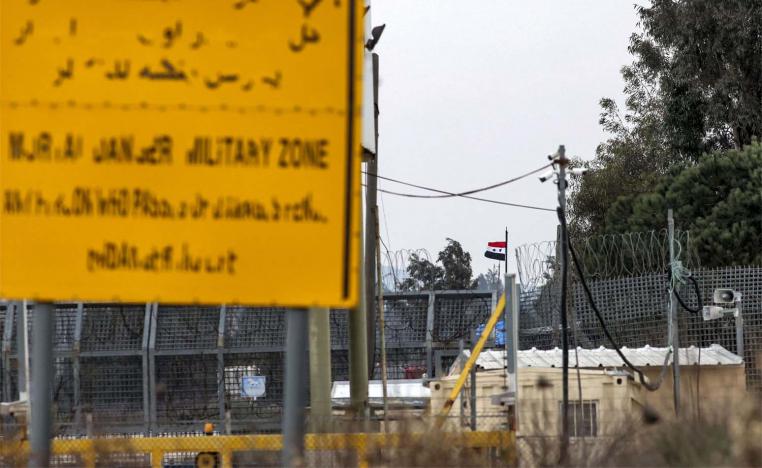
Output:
(11, 304), (79, 354)
(0, 304), (5, 339)
(380, 295), (429, 346)
(0, 305), (6, 402)
(225, 307), (286, 349)
(4, 360), (19, 406)
(518, 265), (762, 392)
(154, 306), (220, 351)
(223, 352), (284, 433)
(154, 354), (219, 430)
(52, 358), (77, 432)
(681, 267), (762, 391)
(432, 293), (493, 345)
(5, 357), (77, 433)
(80, 305), (145, 353)
(331, 350), (350, 382)
(80, 356), (144, 431)
(383, 348), (427, 380)
(519, 280), (563, 350)
(571, 273), (670, 349)
(330, 309), (350, 349)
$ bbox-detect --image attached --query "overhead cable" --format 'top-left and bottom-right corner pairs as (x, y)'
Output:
(364, 163), (552, 199)
(375, 187), (553, 211)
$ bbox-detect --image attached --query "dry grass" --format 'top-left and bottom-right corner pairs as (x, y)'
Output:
(2, 396), (760, 467)
(517, 394), (762, 467)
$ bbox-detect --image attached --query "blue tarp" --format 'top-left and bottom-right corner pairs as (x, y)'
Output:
(476, 319), (505, 346)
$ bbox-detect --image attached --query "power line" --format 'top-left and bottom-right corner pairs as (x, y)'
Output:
(367, 186), (554, 212)
(363, 163), (551, 199)
(379, 192), (393, 253)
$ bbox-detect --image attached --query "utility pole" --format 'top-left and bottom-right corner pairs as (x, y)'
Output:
(668, 209), (680, 416)
(375, 210), (389, 428)
(555, 145), (570, 463)
(364, 52), (380, 377)
(350, 225), (369, 419)
(29, 303), (55, 468)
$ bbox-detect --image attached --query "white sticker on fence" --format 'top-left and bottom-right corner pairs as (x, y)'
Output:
(241, 376), (266, 399)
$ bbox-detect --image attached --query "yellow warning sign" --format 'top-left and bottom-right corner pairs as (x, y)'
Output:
(0, 0), (363, 307)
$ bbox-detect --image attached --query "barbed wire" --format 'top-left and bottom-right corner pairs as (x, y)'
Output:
(380, 248), (434, 291)
(515, 240), (558, 293)
(515, 230), (699, 291)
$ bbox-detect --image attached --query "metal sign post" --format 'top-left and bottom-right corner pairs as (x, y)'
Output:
(29, 303), (55, 467)
(282, 309), (309, 466)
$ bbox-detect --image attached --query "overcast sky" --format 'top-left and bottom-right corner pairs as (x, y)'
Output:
(369, 1), (643, 280)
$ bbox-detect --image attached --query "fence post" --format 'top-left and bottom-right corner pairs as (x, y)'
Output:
(148, 303), (158, 432)
(735, 300), (744, 361)
(73, 303), (83, 432)
(141, 303), (152, 434)
(505, 274), (519, 431)
(668, 209), (681, 416)
(309, 307), (332, 432)
(282, 309), (309, 466)
(30, 302), (55, 467)
(2, 304), (16, 402)
(217, 305), (227, 429)
(426, 293), (435, 378)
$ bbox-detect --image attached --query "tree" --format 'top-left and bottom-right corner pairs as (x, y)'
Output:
(637, 0), (762, 150)
(399, 238), (477, 291)
(600, 142), (762, 267)
(438, 238), (477, 290)
(475, 265), (504, 297)
(570, 0), (762, 238)
(398, 253), (444, 291)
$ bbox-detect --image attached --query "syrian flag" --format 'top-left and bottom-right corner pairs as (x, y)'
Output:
(484, 241), (507, 261)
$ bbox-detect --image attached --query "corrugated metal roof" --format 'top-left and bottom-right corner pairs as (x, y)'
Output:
(331, 379), (430, 399)
(331, 379), (430, 409)
(451, 344), (742, 375)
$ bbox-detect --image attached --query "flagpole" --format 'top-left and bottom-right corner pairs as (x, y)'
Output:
(504, 227), (508, 275)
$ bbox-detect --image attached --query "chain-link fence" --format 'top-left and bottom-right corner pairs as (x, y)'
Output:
(0, 291), (496, 437)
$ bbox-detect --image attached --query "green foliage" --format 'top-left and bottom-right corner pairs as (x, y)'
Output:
(398, 253), (444, 291)
(474, 264), (504, 296)
(437, 238), (476, 290)
(601, 142), (762, 267)
(570, 0), (762, 268)
(399, 238), (477, 291)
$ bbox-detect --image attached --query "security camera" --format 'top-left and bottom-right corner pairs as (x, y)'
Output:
(714, 288), (739, 304)
(703, 304), (739, 321)
(704, 288), (743, 321)
(702, 306), (724, 321)
(538, 169), (555, 183)
(569, 168), (589, 176)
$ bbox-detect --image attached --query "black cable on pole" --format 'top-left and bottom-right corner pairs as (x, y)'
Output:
(364, 163), (552, 199)
(556, 207), (570, 460)
(562, 213), (670, 392)
(672, 274), (703, 314)
(371, 186), (555, 212)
